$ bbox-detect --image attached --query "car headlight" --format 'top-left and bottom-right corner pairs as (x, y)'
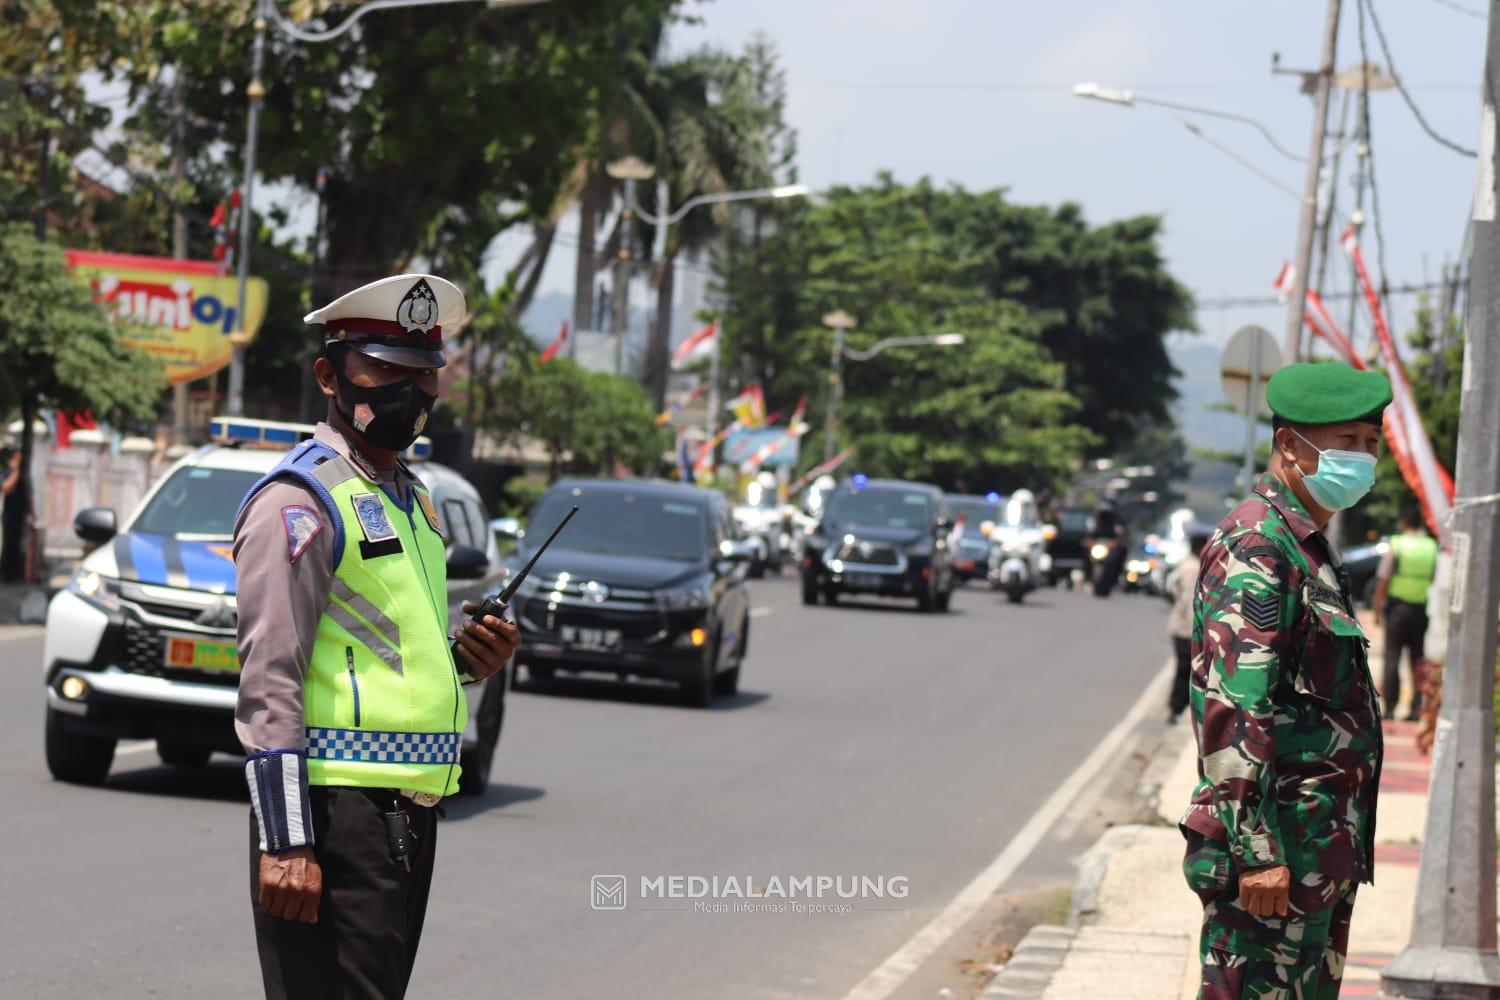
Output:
(68, 570), (119, 610)
(1090, 543), (1110, 560)
(658, 579), (711, 611)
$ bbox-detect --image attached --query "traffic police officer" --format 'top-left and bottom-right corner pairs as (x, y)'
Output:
(234, 274), (519, 998)
(1180, 362), (1390, 998)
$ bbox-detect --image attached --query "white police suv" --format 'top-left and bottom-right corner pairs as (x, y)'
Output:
(43, 417), (509, 795)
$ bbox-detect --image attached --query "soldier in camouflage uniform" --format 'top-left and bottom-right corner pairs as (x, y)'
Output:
(1181, 363), (1392, 998)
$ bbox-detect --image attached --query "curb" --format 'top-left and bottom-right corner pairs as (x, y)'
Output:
(980, 925), (1076, 998)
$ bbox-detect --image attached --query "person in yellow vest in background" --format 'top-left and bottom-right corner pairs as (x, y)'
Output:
(233, 274), (520, 998)
(1373, 504), (1438, 721)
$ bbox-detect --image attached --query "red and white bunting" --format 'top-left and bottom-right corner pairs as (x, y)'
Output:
(1339, 227), (1455, 544)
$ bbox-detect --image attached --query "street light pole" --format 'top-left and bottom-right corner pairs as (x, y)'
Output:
(821, 310), (856, 463)
(225, 0), (548, 416)
(1281, 0), (1342, 365)
(1381, 3), (1500, 995)
(820, 321), (965, 461)
(227, 0), (268, 416)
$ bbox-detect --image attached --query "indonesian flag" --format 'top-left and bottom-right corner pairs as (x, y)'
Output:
(671, 321), (718, 370)
(726, 383), (766, 428)
(539, 319), (569, 363)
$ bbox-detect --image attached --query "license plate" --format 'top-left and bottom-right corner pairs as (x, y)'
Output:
(560, 625), (622, 653)
(164, 635), (240, 672)
(846, 573), (885, 589)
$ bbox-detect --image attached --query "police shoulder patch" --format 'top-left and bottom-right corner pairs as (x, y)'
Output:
(1241, 591), (1280, 631)
(280, 505), (323, 563)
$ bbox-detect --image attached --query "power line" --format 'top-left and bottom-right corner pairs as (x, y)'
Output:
(1428, 0), (1484, 18)
(1358, 0), (1396, 324)
(1195, 281), (1443, 310)
(1364, 0), (1479, 157)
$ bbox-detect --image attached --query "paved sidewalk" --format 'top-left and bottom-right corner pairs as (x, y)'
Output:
(985, 611), (1436, 999)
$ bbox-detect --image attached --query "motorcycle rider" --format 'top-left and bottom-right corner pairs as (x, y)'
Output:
(1086, 497), (1129, 590)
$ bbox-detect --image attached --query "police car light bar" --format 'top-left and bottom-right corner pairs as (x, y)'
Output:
(209, 415), (432, 460)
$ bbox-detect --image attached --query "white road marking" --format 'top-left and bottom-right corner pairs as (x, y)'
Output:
(841, 658), (1173, 1000)
(115, 740), (158, 757)
(749, 607), (774, 619)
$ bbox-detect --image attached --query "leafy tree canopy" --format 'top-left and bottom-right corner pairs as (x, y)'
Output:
(714, 176), (1193, 491)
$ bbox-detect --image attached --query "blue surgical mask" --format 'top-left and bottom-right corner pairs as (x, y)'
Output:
(1292, 429), (1378, 511)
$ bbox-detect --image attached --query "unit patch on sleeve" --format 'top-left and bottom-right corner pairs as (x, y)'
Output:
(280, 505), (323, 564)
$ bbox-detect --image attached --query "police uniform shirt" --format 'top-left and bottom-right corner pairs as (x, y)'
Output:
(233, 422), (418, 755)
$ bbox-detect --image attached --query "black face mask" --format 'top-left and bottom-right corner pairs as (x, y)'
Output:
(334, 368), (436, 452)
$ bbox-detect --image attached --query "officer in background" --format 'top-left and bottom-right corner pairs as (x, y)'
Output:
(1373, 503), (1438, 720)
(1180, 362), (1389, 999)
(1165, 528), (1212, 724)
(234, 274), (520, 998)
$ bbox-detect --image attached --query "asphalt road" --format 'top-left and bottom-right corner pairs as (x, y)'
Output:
(0, 578), (1168, 999)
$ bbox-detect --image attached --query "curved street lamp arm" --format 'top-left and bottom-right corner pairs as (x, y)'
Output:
(666, 186), (808, 225)
(265, 0), (541, 45)
(1134, 95), (1305, 163)
(844, 335), (953, 362)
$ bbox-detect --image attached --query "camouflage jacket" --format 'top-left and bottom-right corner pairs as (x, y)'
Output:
(1181, 472), (1384, 885)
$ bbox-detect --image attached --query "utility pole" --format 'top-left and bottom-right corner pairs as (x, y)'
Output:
(170, 74), (192, 443)
(1382, 2), (1500, 995)
(228, 0), (268, 416)
(610, 195), (634, 377)
(1281, 0), (1341, 364)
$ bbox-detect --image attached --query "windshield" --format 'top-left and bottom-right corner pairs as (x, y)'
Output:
(528, 487), (710, 562)
(132, 467), (262, 538)
(826, 488), (932, 529)
(947, 498), (999, 535)
(1057, 509), (1091, 533)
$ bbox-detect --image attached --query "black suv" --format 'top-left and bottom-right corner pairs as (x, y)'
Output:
(508, 479), (752, 706)
(799, 478), (956, 612)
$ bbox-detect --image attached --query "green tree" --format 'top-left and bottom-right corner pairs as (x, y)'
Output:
(472, 353), (666, 482)
(714, 177), (1192, 488)
(714, 179), (1101, 492)
(0, 224), (164, 567)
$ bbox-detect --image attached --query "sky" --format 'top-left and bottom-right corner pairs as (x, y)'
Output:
(495, 0), (1485, 378)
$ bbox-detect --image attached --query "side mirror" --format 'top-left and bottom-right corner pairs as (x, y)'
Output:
(718, 539), (754, 563)
(445, 543), (490, 580)
(74, 507), (117, 545)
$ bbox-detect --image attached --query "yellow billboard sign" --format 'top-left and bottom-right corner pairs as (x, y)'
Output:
(64, 249), (269, 385)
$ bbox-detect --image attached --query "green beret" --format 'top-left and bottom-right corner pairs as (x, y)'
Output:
(1266, 362), (1392, 425)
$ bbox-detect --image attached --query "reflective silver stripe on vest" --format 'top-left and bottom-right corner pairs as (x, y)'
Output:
(306, 727), (459, 765)
(325, 578), (402, 671)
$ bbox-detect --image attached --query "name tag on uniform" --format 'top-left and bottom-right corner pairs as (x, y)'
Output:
(352, 492), (402, 558)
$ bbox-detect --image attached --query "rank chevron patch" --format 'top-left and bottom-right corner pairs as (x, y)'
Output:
(1242, 592), (1280, 631)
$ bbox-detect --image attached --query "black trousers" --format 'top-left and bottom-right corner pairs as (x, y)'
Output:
(1169, 636), (1193, 716)
(1383, 598), (1428, 718)
(250, 786), (437, 1000)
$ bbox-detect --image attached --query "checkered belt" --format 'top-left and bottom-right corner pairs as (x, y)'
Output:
(305, 727), (460, 765)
